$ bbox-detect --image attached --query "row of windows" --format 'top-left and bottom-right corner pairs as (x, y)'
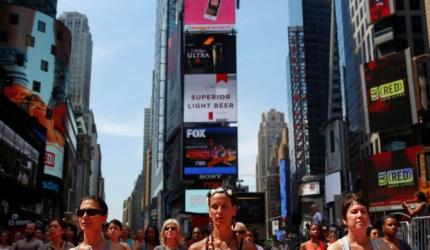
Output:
(9, 13), (46, 33)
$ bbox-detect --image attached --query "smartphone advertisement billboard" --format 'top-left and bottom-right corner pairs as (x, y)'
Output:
(0, 6), (71, 179)
(363, 50), (414, 133)
(184, 74), (237, 123)
(361, 146), (421, 210)
(183, 126), (237, 179)
(368, 0), (394, 23)
(185, 34), (236, 74)
(184, 0), (236, 32)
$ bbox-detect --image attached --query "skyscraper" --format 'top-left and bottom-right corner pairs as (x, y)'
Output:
(256, 109), (286, 237)
(59, 12), (93, 113)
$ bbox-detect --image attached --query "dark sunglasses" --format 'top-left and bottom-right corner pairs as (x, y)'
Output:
(76, 208), (103, 217)
(236, 230), (246, 235)
(164, 226), (177, 231)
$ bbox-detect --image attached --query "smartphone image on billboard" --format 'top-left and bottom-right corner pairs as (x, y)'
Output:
(204, 0), (221, 21)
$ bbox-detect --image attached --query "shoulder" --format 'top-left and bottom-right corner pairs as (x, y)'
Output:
(111, 242), (128, 250)
(326, 240), (342, 250)
(241, 240), (257, 250)
(65, 242), (75, 250)
(189, 239), (206, 250)
(153, 246), (164, 250)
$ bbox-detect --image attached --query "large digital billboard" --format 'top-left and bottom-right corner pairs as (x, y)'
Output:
(0, 5), (71, 179)
(183, 126), (237, 179)
(185, 34), (236, 74)
(363, 50), (415, 133)
(184, 74), (237, 123)
(361, 146), (421, 210)
(279, 160), (288, 218)
(184, 0), (236, 32)
(368, 0), (394, 23)
(185, 189), (210, 214)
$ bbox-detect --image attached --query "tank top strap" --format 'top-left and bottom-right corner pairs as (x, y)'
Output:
(339, 236), (350, 250)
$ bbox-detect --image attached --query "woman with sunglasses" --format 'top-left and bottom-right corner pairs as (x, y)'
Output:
(375, 215), (411, 250)
(40, 219), (75, 250)
(189, 186), (257, 250)
(72, 196), (124, 250)
(154, 219), (186, 250)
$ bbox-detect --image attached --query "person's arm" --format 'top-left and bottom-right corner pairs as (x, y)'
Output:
(402, 201), (426, 217)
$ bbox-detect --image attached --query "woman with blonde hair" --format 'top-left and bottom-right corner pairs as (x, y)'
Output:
(154, 219), (186, 250)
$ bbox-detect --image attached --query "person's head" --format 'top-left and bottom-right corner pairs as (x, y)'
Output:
(64, 224), (78, 244)
(368, 227), (379, 240)
(207, 186), (237, 227)
(24, 222), (37, 239)
(13, 232), (23, 242)
(145, 226), (160, 244)
(35, 228), (45, 241)
(121, 225), (131, 240)
(107, 219), (123, 242)
(311, 204), (318, 214)
(308, 223), (321, 240)
(341, 193), (370, 230)
(160, 219), (183, 246)
(382, 215), (399, 238)
(327, 230), (337, 244)
(47, 219), (67, 242)
(77, 196), (108, 234)
(245, 230), (256, 243)
(414, 191), (427, 203)
(0, 231), (12, 246)
(233, 222), (247, 240)
(191, 227), (203, 242)
(135, 229), (144, 240)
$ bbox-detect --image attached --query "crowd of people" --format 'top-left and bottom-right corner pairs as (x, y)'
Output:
(0, 189), (428, 250)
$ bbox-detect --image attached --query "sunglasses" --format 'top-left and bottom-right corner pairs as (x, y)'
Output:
(236, 230), (246, 235)
(164, 226), (177, 231)
(76, 208), (103, 217)
(207, 187), (233, 197)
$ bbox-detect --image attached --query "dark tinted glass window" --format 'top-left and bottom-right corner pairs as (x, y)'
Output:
(32, 81), (41, 92)
(409, 0), (420, 10)
(395, 0), (404, 10)
(0, 31), (7, 42)
(9, 14), (19, 25)
(41, 60), (48, 72)
(37, 21), (46, 33)
(411, 16), (423, 33)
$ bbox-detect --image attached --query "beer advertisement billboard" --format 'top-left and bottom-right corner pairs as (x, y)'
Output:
(363, 50), (414, 133)
(184, 74), (237, 123)
(183, 126), (237, 179)
(361, 146), (421, 211)
(185, 34), (236, 74)
(184, 0), (236, 32)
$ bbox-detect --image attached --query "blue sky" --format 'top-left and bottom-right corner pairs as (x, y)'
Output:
(57, 0), (288, 221)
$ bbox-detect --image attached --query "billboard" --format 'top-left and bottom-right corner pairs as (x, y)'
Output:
(363, 50), (415, 133)
(368, 0), (394, 23)
(184, 0), (236, 32)
(0, 6), (71, 179)
(361, 146), (421, 210)
(183, 126), (237, 179)
(185, 189), (210, 214)
(298, 181), (320, 196)
(279, 160), (288, 218)
(325, 172), (341, 204)
(184, 74), (237, 123)
(185, 34), (236, 74)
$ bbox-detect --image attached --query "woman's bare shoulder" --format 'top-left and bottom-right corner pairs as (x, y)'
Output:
(242, 240), (257, 250)
(189, 238), (207, 250)
(327, 240), (343, 250)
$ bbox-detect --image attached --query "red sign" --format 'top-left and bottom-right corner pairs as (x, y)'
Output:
(368, 0), (392, 23)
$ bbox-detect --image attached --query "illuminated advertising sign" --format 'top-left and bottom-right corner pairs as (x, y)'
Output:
(184, 0), (236, 32)
(298, 181), (320, 196)
(185, 34), (236, 74)
(0, 6), (71, 179)
(368, 0), (394, 23)
(183, 126), (237, 179)
(361, 146), (421, 209)
(364, 50), (413, 133)
(185, 189), (210, 214)
(280, 160), (287, 218)
(184, 74), (237, 123)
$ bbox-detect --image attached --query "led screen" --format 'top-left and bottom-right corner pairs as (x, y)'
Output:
(184, 0), (236, 32)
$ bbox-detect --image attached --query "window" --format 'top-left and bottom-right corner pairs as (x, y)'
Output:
(411, 16), (423, 33)
(51, 45), (56, 55)
(16, 54), (25, 66)
(396, 0), (404, 10)
(32, 81), (41, 93)
(330, 130), (335, 153)
(41, 60), (48, 72)
(56, 31), (63, 42)
(37, 21), (46, 33)
(409, 0), (420, 10)
(26, 35), (35, 47)
(0, 31), (7, 42)
(9, 14), (19, 25)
